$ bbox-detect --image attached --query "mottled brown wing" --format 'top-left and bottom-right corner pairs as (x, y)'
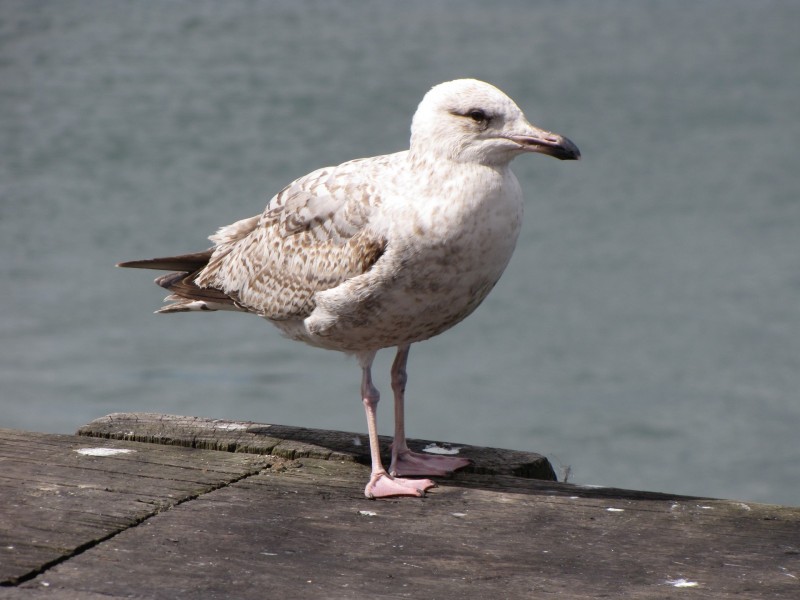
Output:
(195, 158), (390, 320)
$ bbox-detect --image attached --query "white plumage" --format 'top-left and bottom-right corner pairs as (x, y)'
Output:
(119, 79), (579, 498)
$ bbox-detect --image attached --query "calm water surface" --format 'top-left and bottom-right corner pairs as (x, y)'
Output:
(2, 0), (799, 505)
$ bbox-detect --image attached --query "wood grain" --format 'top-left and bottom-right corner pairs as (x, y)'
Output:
(2, 422), (798, 598)
(77, 412), (558, 480)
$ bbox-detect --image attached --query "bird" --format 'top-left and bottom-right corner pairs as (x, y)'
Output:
(118, 78), (580, 499)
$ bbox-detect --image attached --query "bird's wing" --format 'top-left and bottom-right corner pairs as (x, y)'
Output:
(194, 157), (391, 320)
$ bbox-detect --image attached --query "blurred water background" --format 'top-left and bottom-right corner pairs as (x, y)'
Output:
(2, 0), (798, 505)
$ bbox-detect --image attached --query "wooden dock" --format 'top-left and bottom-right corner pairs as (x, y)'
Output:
(1, 413), (798, 599)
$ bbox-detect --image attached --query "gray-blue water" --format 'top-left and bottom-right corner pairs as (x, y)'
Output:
(2, 0), (798, 506)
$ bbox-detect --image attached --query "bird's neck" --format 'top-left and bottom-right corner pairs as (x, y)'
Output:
(404, 150), (513, 201)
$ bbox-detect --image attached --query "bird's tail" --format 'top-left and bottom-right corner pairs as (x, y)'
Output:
(118, 250), (244, 313)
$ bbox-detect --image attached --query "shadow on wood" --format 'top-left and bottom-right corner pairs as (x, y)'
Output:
(77, 414), (749, 506)
(77, 412), (558, 481)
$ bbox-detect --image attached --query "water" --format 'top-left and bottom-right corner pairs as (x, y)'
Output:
(2, 0), (798, 506)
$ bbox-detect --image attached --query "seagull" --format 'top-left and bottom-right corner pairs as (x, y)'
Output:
(118, 78), (579, 499)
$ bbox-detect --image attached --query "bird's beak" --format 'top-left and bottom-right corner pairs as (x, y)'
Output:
(506, 125), (580, 161)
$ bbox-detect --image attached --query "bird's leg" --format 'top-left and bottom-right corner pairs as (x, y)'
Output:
(389, 344), (413, 472)
(358, 351), (435, 499)
(389, 345), (472, 477)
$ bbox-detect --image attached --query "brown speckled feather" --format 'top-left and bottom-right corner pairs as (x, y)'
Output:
(187, 156), (392, 319)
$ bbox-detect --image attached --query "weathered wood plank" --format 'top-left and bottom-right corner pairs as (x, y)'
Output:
(3, 425), (799, 598)
(0, 428), (272, 586)
(78, 412), (558, 480)
(0, 590), (128, 600)
(13, 453), (800, 599)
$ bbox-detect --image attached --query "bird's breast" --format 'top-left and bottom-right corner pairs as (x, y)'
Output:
(298, 166), (524, 351)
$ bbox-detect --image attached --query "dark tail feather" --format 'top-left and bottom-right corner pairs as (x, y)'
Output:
(155, 270), (239, 304)
(117, 250), (213, 272)
(155, 271), (190, 291)
(118, 249), (242, 312)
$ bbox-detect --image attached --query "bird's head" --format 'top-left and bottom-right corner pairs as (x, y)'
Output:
(410, 78), (580, 166)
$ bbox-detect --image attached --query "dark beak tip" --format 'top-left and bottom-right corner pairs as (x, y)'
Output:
(559, 137), (581, 161)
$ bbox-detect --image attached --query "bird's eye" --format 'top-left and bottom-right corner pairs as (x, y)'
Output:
(468, 109), (488, 123)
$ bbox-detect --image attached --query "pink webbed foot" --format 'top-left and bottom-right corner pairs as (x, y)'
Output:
(364, 472), (436, 499)
(391, 450), (472, 477)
